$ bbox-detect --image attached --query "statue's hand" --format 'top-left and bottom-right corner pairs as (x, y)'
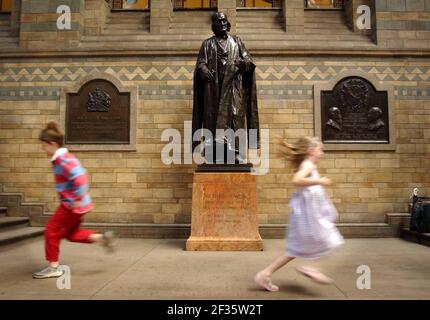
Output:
(235, 59), (253, 73)
(200, 65), (215, 81)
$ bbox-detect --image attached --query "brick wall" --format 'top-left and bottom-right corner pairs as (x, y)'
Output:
(19, 0), (85, 49)
(376, 0), (430, 49)
(0, 56), (429, 225)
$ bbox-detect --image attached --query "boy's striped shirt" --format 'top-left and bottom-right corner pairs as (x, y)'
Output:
(51, 148), (93, 214)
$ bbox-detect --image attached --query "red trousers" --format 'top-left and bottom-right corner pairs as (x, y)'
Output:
(45, 204), (96, 262)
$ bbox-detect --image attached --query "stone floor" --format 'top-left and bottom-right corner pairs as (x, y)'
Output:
(0, 237), (429, 300)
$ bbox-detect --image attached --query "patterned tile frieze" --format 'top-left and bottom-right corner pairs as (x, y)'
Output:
(1, 85), (429, 101)
(1, 65), (430, 83)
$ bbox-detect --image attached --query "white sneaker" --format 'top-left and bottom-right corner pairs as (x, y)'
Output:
(102, 231), (117, 253)
(32, 266), (64, 279)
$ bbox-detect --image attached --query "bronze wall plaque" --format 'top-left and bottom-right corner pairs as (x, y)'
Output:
(66, 79), (130, 144)
(321, 76), (390, 144)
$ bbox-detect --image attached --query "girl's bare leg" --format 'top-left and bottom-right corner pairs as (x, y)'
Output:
(296, 257), (334, 284)
(255, 256), (295, 292)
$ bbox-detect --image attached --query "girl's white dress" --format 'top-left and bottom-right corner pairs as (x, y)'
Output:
(286, 161), (344, 259)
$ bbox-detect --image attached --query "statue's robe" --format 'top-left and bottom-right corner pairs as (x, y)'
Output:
(192, 35), (260, 152)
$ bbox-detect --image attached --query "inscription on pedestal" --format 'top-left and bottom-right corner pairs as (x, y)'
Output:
(186, 173), (263, 251)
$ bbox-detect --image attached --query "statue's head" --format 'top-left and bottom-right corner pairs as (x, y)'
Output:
(368, 107), (382, 121)
(212, 12), (229, 36)
(328, 107), (342, 122)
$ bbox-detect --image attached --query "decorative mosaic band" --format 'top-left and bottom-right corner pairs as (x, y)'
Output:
(1, 86), (429, 101)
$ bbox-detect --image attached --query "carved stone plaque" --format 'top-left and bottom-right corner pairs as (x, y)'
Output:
(321, 76), (389, 144)
(66, 79), (130, 144)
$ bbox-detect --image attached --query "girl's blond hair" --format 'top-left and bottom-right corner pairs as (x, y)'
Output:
(275, 136), (321, 170)
(39, 121), (64, 147)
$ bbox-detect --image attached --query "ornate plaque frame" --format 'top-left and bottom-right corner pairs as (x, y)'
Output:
(314, 70), (396, 151)
(60, 73), (137, 151)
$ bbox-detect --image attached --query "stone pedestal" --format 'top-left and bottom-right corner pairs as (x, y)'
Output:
(186, 172), (263, 251)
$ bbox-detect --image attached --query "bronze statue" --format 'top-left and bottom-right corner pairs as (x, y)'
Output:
(192, 12), (260, 164)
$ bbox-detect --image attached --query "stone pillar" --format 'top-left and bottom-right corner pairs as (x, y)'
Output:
(84, 0), (110, 36)
(19, 0), (85, 49)
(10, 0), (21, 36)
(150, 0), (172, 34)
(284, 0), (304, 33)
(218, 0), (236, 35)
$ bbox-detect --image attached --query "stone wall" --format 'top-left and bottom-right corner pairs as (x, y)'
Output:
(0, 56), (429, 225)
(2, 0), (428, 51)
(376, 0), (430, 49)
(19, 0), (85, 49)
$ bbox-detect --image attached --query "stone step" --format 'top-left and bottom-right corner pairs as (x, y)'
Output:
(171, 14), (213, 20)
(240, 33), (372, 42)
(168, 29), (213, 35)
(237, 10), (282, 18)
(0, 217), (30, 230)
(305, 11), (345, 21)
(107, 14), (149, 20)
(243, 40), (374, 48)
(305, 10), (344, 16)
(0, 31), (11, 37)
(0, 25), (11, 31)
(237, 17), (283, 23)
(81, 39), (375, 50)
(82, 31), (371, 44)
(102, 28), (150, 35)
(171, 15), (213, 20)
(401, 228), (430, 247)
(0, 227), (44, 246)
(81, 41), (205, 49)
(237, 12), (282, 17)
(0, 37), (18, 43)
(108, 11), (150, 17)
(82, 35), (205, 42)
(238, 29), (286, 34)
(304, 28), (357, 35)
(171, 11), (215, 17)
(0, 42), (19, 49)
(83, 32), (371, 43)
(237, 22), (284, 28)
(169, 22), (213, 29)
(106, 18), (149, 24)
(305, 16), (345, 23)
(104, 23), (149, 30)
(305, 22), (348, 29)
(385, 212), (410, 228)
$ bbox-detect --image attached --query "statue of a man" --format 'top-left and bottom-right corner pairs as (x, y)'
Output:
(192, 12), (260, 164)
